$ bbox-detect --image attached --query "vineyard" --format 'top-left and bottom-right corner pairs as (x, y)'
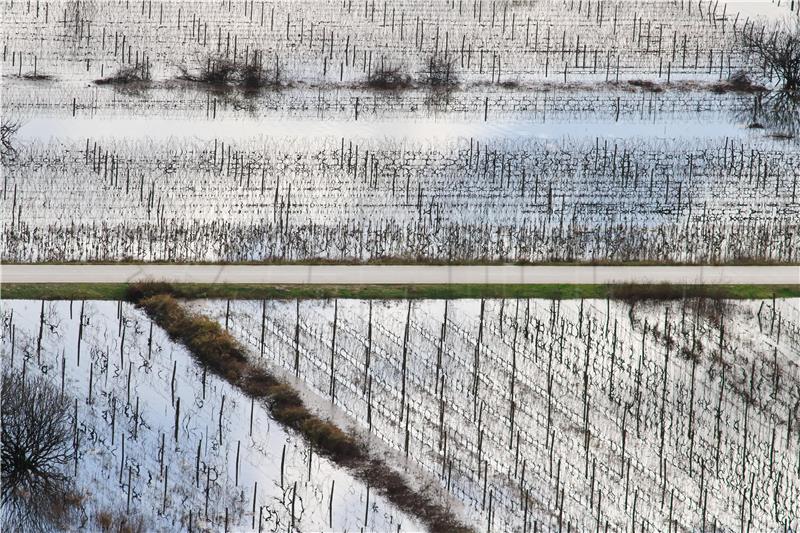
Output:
(4, 112), (800, 263)
(2, 0), (797, 85)
(193, 295), (800, 531)
(2, 1), (799, 531)
(1, 299), (427, 531)
(2, 0), (799, 263)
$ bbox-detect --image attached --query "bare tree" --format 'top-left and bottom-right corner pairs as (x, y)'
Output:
(1, 119), (21, 160)
(1, 371), (76, 531)
(741, 21), (800, 92)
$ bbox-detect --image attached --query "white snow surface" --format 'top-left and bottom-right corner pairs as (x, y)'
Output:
(192, 296), (800, 532)
(1, 300), (425, 532)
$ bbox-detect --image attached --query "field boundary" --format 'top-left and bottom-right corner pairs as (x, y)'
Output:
(3, 283), (799, 301)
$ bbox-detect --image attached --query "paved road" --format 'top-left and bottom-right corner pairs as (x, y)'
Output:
(1, 265), (798, 285)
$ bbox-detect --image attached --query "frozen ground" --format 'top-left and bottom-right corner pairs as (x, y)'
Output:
(193, 296), (800, 532)
(1, 299), (425, 532)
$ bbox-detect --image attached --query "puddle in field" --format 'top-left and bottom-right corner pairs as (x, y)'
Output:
(719, 0), (796, 22)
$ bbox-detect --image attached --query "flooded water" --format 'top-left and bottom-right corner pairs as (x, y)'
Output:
(18, 112), (760, 142)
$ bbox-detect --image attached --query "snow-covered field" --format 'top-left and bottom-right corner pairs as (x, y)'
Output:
(3, 0), (799, 264)
(2, 0), (795, 84)
(1, 299), (425, 532)
(193, 296), (800, 531)
(4, 128), (798, 263)
(2, 0), (798, 530)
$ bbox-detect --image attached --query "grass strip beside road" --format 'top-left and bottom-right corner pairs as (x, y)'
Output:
(3, 283), (799, 301)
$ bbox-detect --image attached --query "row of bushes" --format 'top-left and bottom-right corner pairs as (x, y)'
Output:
(177, 56), (283, 89)
(94, 54), (459, 91)
(131, 286), (360, 458)
(176, 54), (459, 90)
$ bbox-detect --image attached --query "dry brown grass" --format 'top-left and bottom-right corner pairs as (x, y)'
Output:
(95, 511), (113, 531)
(126, 280), (177, 301)
(136, 293), (247, 383)
(301, 418), (361, 458)
(609, 283), (727, 303)
(361, 460), (473, 533)
(628, 79), (664, 92)
(133, 293), (363, 461)
(93, 511), (146, 533)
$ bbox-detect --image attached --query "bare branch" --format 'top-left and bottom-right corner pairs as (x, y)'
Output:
(1, 371), (76, 531)
(741, 20), (800, 92)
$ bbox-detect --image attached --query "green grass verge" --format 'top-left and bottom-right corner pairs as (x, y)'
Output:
(3, 283), (799, 301)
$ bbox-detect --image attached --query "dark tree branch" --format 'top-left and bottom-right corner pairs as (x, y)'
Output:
(741, 20), (800, 92)
(1, 371), (76, 531)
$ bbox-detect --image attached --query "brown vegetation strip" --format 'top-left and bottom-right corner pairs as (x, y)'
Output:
(127, 282), (471, 533)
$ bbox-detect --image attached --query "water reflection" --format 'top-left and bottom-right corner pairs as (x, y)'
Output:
(744, 91), (800, 140)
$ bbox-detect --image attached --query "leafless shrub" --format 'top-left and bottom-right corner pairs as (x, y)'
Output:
(177, 55), (236, 84)
(423, 55), (458, 89)
(628, 79), (663, 92)
(729, 70), (757, 89)
(95, 65), (151, 85)
(1, 370), (76, 531)
(240, 60), (283, 90)
(200, 56), (239, 84)
(741, 21), (800, 92)
(499, 79), (521, 88)
(710, 69), (766, 94)
(21, 73), (53, 81)
(178, 54), (281, 89)
(239, 62), (267, 89)
(367, 65), (412, 90)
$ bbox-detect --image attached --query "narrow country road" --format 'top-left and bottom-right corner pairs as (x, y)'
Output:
(1, 265), (798, 285)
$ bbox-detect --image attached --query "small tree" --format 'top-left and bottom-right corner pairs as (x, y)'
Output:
(1, 371), (76, 531)
(741, 21), (800, 92)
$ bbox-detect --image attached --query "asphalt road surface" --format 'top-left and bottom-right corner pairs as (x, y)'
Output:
(1, 264), (798, 285)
